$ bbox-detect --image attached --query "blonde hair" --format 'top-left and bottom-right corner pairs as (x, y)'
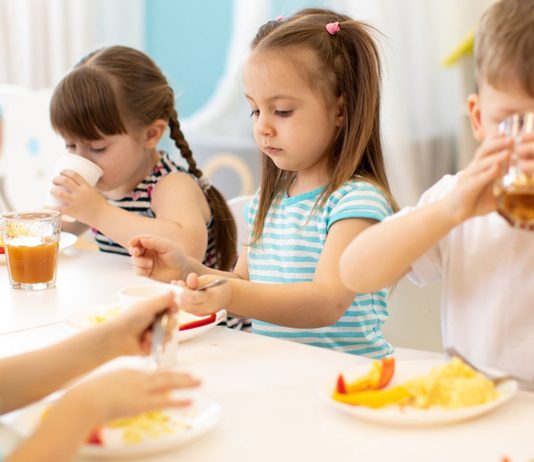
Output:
(475, 0), (534, 95)
(50, 46), (237, 269)
(249, 9), (398, 243)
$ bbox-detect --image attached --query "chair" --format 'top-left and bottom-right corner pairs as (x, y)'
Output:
(227, 195), (252, 257)
(0, 85), (64, 211)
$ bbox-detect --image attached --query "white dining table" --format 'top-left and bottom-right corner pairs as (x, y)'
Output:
(1, 249), (533, 462)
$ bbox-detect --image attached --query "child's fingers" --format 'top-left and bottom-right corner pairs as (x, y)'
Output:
(128, 235), (174, 254)
(180, 288), (209, 306)
(474, 135), (513, 160)
(130, 257), (153, 276)
(518, 131), (534, 144)
(185, 273), (200, 289)
(59, 169), (87, 186)
(468, 149), (509, 176)
(515, 142), (534, 158)
(148, 371), (200, 392)
(128, 245), (144, 257)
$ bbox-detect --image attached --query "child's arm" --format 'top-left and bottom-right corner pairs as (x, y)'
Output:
(6, 369), (199, 462)
(340, 134), (512, 293)
(58, 219), (88, 236)
(53, 171), (210, 260)
(177, 217), (376, 327)
(0, 292), (177, 414)
(129, 234), (246, 283)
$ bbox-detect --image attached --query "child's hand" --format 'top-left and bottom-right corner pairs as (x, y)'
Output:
(173, 273), (231, 317)
(103, 292), (177, 357)
(128, 235), (189, 282)
(67, 369), (200, 423)
(51, 170), (108, 224)
(446, 134), (512, 224)
(516, 131), (534, 175)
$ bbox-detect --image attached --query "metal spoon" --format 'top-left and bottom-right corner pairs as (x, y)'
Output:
(196, 278), (227, 291)
(445, 346), (513, 385)
(151, 312), (169, 370)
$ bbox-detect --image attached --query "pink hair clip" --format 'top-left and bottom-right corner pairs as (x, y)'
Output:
(276, 15), (285, 21)
(326, 21), (340, 35)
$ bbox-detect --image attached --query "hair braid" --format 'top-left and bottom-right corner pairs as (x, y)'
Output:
(168, 103), (237, 270)
(168, 108), (203, 178)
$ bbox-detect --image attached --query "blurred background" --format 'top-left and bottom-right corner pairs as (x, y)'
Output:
(0, 0), (496, 351)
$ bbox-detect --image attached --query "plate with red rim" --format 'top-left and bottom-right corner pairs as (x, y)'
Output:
(0, 232), (77, 264)
(4, 394), (221, 458)
(65, 302), (226, 343)
(321, 359), (518, 427)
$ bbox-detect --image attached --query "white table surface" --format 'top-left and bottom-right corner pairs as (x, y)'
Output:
(1, 250), (533, 462)
(0, 247), (148, 334)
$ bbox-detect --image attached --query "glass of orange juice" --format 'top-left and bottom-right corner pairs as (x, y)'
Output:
(494, 112), (534, 230)
(1, 210), (61, 290)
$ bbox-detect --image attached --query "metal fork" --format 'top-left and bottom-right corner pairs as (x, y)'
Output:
(445, 346), (513, 385)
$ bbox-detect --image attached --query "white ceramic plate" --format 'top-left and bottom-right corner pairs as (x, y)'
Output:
(321, 359), (518, 427)
(5, 395), (221, 458)
(65, 303), (226, 343)
(0, 232), (77, 264)
(59, 231), (77, 250)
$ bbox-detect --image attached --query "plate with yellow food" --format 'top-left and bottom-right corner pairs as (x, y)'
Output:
(5, 394), (221, 458)
(65, 302), (226, 343)
(323, 357), (517, 426)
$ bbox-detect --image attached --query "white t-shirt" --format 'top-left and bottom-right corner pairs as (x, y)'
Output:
(402, 174), (534, 384)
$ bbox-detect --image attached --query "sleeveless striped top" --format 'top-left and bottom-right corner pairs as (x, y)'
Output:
(247, 180), (394, 358)
(92, 152), (219, 268)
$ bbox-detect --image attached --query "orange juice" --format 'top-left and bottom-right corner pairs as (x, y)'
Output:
(6, 241), (59, 283)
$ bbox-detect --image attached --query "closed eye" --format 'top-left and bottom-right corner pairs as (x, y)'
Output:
(249, 109), (259, 118)
(90, 147), (107, 153)
(275, 110), (293, 117)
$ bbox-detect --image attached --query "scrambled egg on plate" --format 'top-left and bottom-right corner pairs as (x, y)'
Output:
(108, 410), (189, 444)
(404, 357), (499, 409)
(88, 305), (121, 325)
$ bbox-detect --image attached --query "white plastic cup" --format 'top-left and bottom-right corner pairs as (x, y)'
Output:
(45, 154), (104, 209)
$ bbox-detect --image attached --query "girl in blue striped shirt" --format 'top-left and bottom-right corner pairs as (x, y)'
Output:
(130, 9), (398, 357)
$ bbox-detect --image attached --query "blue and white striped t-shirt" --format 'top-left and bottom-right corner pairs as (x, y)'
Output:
(247, 179), (394, 358)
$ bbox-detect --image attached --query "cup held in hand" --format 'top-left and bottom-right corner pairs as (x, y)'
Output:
(44, 154), (104, 212)
(494, 112), (534, 230)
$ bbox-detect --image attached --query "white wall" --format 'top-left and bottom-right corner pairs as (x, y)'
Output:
(384, 277), (443, 353)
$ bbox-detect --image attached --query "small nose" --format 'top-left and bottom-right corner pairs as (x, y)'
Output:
(255, 114), (274, 137)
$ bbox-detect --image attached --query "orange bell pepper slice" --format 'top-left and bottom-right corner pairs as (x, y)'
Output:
(332, 385), (410, 408)
(336, 357), (396, 394)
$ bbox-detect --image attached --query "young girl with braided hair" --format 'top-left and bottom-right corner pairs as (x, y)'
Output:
(130, 9), (398, 357)
(49, 45), (237, 272)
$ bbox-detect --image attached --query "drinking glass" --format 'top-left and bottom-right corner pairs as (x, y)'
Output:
(494, 112), (534, 230)
(1, 210), (61, 290)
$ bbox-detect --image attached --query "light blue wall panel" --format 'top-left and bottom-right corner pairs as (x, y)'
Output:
(270, 0), (329, 18)
(145, 0), (233, 117)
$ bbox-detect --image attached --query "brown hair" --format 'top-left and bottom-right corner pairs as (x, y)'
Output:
(475, 0), (534, 96)
(249, 9), (398, 242)
(50, 46), (237, 270)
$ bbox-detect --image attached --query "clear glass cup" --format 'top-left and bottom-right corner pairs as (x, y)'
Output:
(494, 112), (534, 230)
(1, 210), (61, 290)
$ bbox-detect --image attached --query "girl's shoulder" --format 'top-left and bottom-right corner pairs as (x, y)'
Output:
(328, 178), (390, 202)
(324, 178), (394, 220)
(157, 151), (189, 175)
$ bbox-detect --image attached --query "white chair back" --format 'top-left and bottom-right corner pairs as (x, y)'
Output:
(0, 85), (64, 210)
(227, 195), (252, 257)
